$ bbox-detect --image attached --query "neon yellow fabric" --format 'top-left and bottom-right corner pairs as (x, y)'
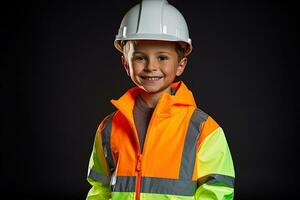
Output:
(88, 129), (110, 176)
(86, 127), (112, 200)
(195, 127), (235, 199)
(197, 127), (235, 178)
(86, 178), (111, 200)
(141, 193), (194, 199)
(112, 192), (134, 200)
(195, 183), (234, 200)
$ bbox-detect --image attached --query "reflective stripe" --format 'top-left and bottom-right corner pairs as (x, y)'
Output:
(101, 113), (115, 173)
(198, 174), (235, 188)
(142, 177), (196, 196)
(180, 108), (208, 179)
(88, 168), (111, 184)
(113, 176), (136, 192)
(113, 176), (196, 196)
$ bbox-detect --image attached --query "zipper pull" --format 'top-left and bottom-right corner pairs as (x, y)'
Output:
(136, 154), (142, 172)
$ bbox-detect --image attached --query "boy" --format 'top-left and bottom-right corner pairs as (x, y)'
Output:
(86, 0), (235, 199)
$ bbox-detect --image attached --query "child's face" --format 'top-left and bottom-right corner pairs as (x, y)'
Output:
(122, 40), (187, 95)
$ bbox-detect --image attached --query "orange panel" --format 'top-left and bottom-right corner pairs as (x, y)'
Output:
(142, 107), (195, 179)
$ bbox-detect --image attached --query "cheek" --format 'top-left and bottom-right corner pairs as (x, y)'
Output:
(129, 63), (143, 75)
(163, 63), (178, 75)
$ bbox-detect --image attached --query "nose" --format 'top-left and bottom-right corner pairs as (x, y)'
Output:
(144, 58), (158, 72)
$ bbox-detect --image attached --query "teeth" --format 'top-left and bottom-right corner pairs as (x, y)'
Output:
(145, 77), (161, 80)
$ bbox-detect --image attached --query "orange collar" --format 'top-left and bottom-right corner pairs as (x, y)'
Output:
(111, 81), (196, 123)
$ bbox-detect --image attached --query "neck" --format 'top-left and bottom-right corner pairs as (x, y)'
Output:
(140, 87), (171, 108)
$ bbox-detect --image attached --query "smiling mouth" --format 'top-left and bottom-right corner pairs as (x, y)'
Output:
(141, 76), (163, 81)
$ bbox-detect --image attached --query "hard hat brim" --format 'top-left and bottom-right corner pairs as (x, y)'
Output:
(114, 34), (192, 56)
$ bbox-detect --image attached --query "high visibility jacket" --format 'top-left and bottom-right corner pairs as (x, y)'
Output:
(86, 81), (235, 200)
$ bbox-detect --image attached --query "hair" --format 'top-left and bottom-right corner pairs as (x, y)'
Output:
(121, 40), (186, 62)
(175, 42), (186, 61)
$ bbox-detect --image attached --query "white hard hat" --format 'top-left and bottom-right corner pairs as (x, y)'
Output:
(114, 0), (192, 56)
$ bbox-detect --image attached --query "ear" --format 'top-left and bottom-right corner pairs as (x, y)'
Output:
(176, 57), (188, 76)
(121, 56), (130, 76)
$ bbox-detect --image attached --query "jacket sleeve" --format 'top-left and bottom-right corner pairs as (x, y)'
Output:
(194, 117), (235, 200)
(86, 116), (113, 200)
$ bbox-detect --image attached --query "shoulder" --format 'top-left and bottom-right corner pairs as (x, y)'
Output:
(96, 112), (116, 134)
(193, 107), (223, 145)
(192, 107), (219, 128)
(192, 108), (209, 123)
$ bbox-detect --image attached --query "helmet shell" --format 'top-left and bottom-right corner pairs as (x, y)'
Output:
(114, 0), (192, 56)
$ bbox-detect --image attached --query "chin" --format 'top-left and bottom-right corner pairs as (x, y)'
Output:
(141, 88), (159, 94)
(141, 86), (168, 94)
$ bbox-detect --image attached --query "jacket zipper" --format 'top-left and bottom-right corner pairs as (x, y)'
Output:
(129, 118), (142, 200)
(129, 121), (142, 200)
(134, 96), (162, 200)
(136, 154), (142, 200)
(135, 101), (161, 200)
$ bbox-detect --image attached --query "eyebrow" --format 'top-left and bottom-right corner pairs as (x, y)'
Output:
(156, 51), (171, 54)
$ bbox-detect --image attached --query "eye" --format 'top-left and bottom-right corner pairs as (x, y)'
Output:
(158, 55), (168, 61)
(134, 55), (146, 61)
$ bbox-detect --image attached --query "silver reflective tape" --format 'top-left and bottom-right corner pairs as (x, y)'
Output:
(113, 176), (196, 196)
(88, 168), (111, 185)
(142, 177), (197, 196)
(180, 108), (208, 179)
(101, 113), (115, 173)
(198, 174), (235, 188)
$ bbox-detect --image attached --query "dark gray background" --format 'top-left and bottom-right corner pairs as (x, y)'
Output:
(2, 0), (298, 199)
